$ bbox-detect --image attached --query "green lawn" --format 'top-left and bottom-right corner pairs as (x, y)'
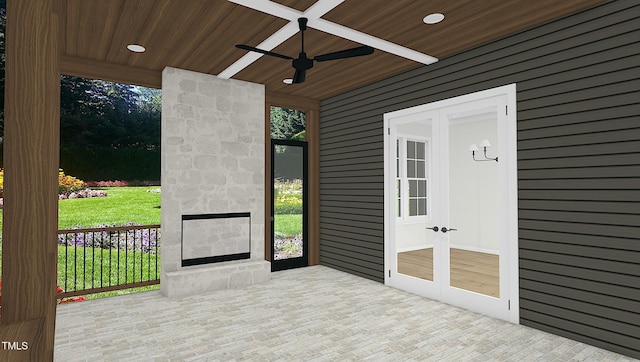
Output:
(58, 186), (161, 229)
(274, 214), (302, 236)
(0, 186), (161, 231)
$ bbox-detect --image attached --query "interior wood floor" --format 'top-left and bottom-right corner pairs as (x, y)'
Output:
(398, 248), (434, 281)
(397, 248), (500, 298)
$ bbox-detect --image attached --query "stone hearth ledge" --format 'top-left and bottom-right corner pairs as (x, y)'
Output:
(163, 260), (270, 299)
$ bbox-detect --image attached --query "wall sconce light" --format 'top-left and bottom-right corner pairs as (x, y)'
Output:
(469, 139), (498, 162)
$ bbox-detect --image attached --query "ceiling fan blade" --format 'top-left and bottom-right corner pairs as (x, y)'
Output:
(292, 68), (306, 84)
(314, 45), (374, 62)
(235, 44), (293, 60)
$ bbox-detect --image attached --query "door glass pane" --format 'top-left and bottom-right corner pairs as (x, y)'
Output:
(396, 180), (401, 217)
(396, 139), (400, 177)
(396, 139), (402, 218)
(395, 120), (434, 282)
(407, 141), (416, 158)
(417, 141), (425, 159)
(409, 180), (417, 197)
(407, 160), (416, 178)
(418, 180), (426, 197)
(448, 110), (500, 298)
(273, 145), (304, 260)
(417, 160), (425, 178)
(409, 199), (417, 216)
(418, 199), (426, 215)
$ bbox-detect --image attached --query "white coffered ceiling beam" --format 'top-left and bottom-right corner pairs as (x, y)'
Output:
(217, 21), (300, 79)
(300, 0), (345, 19)
(309, 18), (438, 65)
(219, 0), (438, 79)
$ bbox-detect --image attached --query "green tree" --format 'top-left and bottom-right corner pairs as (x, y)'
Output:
(59, 75), (161, 150)
(58, 77), (162, 181)
(270, 106), (306, 140)
(135, 86), (162, 116)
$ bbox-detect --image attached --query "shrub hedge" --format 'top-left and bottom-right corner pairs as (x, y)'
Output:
(0, 146), (160, 183)
(60, 146), (160, 182)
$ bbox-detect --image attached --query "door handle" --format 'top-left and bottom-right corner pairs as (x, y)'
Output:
(426, 226), (439, 232)
(441, 227), (457, 233)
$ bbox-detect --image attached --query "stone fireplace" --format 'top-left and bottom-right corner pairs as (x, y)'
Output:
(160, 67), (269, 298)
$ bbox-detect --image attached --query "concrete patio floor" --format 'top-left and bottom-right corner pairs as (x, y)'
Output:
(55, 265), (636, 361)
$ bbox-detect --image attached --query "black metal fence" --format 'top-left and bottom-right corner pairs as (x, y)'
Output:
(57, 224), (161, 298)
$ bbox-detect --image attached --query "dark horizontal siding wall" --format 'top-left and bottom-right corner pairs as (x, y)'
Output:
(319, 0), (640, 358)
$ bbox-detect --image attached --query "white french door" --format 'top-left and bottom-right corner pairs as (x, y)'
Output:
(384, 84), (519, 323)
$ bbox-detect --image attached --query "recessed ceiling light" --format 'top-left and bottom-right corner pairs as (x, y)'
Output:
(283, 78), (293, 84)
(127, 44), (146, 53)
(423, 13), (445, 24)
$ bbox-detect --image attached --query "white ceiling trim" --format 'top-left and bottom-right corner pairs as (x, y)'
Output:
(220, 0), (438, 79)
(302, 0), (345, 19)
(309, 18), (438, 65)
(217, 21), (299, 79)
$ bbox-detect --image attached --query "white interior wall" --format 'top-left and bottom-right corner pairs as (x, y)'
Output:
(396, 223), (435, 251)
(448, 117), (499, 253)
(396, 122), (431, 137)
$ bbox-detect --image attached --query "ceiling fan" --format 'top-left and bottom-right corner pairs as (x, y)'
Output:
(236, 17), (374, 84)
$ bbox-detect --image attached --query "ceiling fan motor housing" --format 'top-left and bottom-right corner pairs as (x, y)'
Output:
(293, 53), (314, 70)
(235, 17), (373, 83)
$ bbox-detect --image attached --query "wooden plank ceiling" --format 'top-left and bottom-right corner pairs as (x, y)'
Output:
(61, 0), (606, 100)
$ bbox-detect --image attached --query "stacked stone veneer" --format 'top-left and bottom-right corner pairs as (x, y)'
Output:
(160, 67), (269, 298)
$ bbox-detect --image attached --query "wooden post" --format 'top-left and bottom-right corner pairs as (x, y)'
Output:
(306, 108), (320, 265)
(0, 0), (60, 360)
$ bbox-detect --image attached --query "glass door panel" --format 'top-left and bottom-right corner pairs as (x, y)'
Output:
(394, 119), (436, 283)
(271, 140), (308, 271)
(446, 108), (500, 298)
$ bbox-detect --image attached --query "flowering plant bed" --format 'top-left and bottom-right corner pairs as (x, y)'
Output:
(0, 281), (85, 322)
(59, 188), (108, 200)
(56, 285), (87, 303)
(0, 281), (85, 304)
(273, 233), (303, 260)
(0, 168), (108, 208)
(85, 180), (160, 187)
(58, 222), (160, 253)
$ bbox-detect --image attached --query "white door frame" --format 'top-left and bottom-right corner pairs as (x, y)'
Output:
(383, 84), (519, 323)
